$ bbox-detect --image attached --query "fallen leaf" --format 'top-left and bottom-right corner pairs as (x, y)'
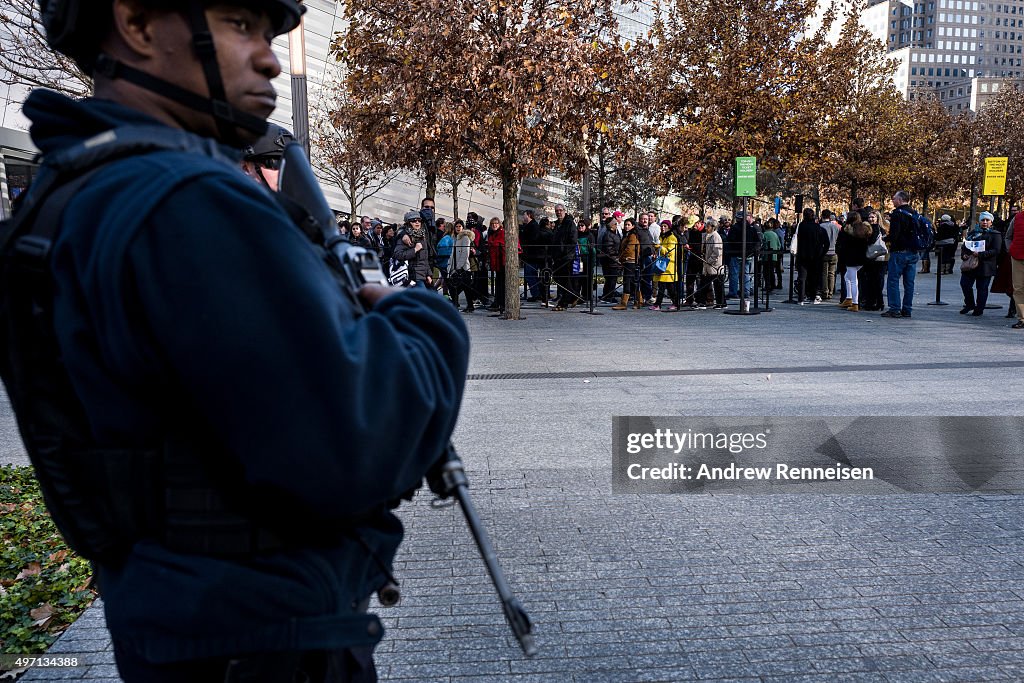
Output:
(30, 603), (55, 627)
(15, 562), (42, 581)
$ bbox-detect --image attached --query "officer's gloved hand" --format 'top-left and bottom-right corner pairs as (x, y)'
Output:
(427, 444), (463, 499)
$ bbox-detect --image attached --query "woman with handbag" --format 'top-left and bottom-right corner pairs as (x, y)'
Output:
(859, 211), (888, 311)
(960, 211), (1004, 316)
(649, 220), (681, 311)
(836, 212), (873, 312)
(449, 220), (477, 313)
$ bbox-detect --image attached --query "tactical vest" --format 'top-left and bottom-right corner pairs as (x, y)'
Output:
(0, 126), (344, 563)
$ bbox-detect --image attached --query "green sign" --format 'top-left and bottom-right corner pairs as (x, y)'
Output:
(736, 156), (757, 197)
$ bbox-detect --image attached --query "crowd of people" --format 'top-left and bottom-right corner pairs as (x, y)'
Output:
(342, 193), (1024, 328)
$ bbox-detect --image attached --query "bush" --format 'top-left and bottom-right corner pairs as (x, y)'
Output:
(0, 465), (96, 654)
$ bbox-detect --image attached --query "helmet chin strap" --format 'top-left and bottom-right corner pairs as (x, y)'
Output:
(93, 0), (268, 146)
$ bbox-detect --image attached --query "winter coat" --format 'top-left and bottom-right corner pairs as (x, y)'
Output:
(620, 229), (641, 264)
(553, 215), (578, 261)
(1010, 213), (1024, 260)
(450, 229), (474, 273)
(655, 232), (680, 282)
(520, 219), (543, 262)
(600, 228), (623, 274)
(436, 234), (454, 272)
(761, 229), (781, 262)
(961, 226), (1003, 278)
(635, 224), (655, 261)
(392, 228), (433, 283)
(19, 88), (469, 660)
(820, 221), (840, 255)
(488, 228), (506, 272)
(796, 219), (828, 265)
(702, 231), (724, 275)
(836, 224), (873, 268)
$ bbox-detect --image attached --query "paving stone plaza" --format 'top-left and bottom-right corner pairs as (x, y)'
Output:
(5, 277), (1024, 682)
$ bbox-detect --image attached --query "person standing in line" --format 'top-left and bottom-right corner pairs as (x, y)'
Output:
(795, 208), (827, 305)
(649, 220), (681, 311)
(702, 219), (725, 309)
(613, 217), (641, 310)
(819, 209), (841, 300)
(836, 211), (873, 312)
(959, 211), (1003, 317)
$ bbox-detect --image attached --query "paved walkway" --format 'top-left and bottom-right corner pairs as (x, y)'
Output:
(8, 270), (1024, 682)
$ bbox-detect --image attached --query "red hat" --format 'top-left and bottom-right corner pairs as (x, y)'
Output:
(613, 210), (624, 219)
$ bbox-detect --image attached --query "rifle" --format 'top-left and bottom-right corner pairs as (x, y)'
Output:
(277, 143), (536, 658)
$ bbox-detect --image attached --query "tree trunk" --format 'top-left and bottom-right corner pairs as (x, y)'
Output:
(451, 177), (460, 222)
(850, 180), (857, 209)
(501, 170), (521, 320)
(348, 177), (358, 223)
(922, 193), (930, 218)
(425, 167), (437, 202)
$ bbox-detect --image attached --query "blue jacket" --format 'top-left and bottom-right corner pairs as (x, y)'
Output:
(23, 89), (470, 662)
(436, 233), (454, 270)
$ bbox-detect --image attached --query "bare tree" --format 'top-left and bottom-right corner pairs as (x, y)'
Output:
(310, 77), (399, 222)
(0, 0), (91, 98)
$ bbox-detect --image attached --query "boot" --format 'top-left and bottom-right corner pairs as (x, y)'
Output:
(920, 260), (931, 274)
(635, 293), (646, 307)
(839, 298), (853, 309)
(848, 304), (859, 312)
(612, 294), (630, 310)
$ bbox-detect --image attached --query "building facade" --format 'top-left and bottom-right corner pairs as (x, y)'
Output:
(864, 0), (1024, 111)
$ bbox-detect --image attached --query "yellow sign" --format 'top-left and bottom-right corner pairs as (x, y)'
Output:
(983, 157), (1008, 196)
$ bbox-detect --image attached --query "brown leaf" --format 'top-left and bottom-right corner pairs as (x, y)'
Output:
(15, 562), (42, 581)
(30, 603), (55, 628)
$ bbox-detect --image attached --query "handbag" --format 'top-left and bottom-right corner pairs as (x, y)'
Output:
(961, 253), (980, 272)
(866, 232), (888, 260)
(571, 244), (582, 275)
(652, 254), (670, 273)
(387, 258), (409, 287)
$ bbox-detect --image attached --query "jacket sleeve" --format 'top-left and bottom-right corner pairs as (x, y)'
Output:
(118, 175), (470, 521)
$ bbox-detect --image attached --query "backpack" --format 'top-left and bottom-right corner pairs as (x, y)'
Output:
(903, 208), (935, 251)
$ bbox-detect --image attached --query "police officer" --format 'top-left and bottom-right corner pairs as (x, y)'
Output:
(4, 1), (469, 681)
(241, 124), (293, 189)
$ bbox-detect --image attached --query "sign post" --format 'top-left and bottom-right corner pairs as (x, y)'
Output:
(726, 157), (761, 316)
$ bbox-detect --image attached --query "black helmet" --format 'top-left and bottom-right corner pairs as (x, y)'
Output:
(38, 0), (304, 143)
(40, 0), (303, 71)
(244, 125), (294, 164)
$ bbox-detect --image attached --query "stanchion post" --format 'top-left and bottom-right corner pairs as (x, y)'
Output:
(784, 247), (797, 303)
(929, 240), (951, 306)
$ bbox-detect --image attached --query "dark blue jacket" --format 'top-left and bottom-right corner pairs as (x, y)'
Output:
(23, 89), (469, 662)
(886, 205), (918, 253)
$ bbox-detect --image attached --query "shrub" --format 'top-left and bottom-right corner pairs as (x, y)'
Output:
(0, 465), (96, 654)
